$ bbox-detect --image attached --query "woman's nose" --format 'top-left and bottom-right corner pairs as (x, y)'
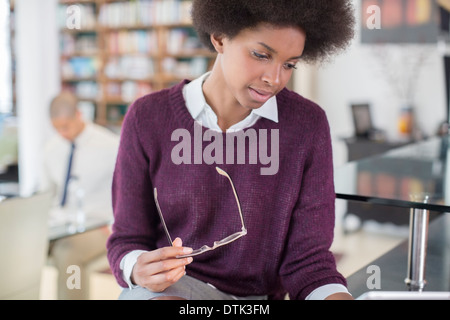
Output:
(261, 65), (282, 87)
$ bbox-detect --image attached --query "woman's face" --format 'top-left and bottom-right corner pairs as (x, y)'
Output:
(213, 23), (306, 110)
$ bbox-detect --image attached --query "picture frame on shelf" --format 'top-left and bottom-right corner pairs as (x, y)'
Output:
(351, 103), (374, 138)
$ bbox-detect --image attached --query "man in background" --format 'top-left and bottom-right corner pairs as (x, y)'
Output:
(41, 91), (119, 300)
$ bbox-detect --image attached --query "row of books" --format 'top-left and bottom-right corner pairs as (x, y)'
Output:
(59, 1), (195, 31)
(61, 79), (152, 106)
(62, 81), (100, 101)
(105, 81), (154, 104)
(58, 4), (97, 30)
(106, 30), (158, 55)
(104, 56), (155, 80)
(105, 28), (203, 56)
(60, 30), (205, 58)
(60, 33), (98, 56)
(61, 55), (208, 81)
(61, 57), (99, 79)
(106, 104), (128, 124)
(98, 0), (193, 28)
(162, 57), (209, 79)
(165, 28), (204, 54)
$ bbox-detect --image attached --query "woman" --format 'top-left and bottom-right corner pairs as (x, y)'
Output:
(107, 0), (355, 300)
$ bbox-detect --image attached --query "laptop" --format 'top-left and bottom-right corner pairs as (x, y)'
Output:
(357, 291), (450, 300)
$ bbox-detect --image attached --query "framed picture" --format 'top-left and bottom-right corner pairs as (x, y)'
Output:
(361, 0), (439, 43)
(351, 104), (373, 137)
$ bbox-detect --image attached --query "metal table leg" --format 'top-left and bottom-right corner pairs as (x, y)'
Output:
(405, 202), (430, 291)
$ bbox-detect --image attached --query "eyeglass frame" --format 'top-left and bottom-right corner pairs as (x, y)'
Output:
(153, 167), (247, 259)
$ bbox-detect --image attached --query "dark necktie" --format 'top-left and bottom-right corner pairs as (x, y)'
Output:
(60, 142), (75, 207)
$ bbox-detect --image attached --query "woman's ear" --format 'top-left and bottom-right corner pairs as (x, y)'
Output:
(210, 33), (225, 54)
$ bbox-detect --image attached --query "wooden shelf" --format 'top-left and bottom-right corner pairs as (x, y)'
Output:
(58, 0), (216, 126)
(60, 27), (99, 34)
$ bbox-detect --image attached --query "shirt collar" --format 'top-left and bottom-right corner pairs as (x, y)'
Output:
(183, 72), (279, 124)
(73, 121), (93, 146)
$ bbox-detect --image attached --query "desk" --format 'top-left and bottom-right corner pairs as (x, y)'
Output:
(346, 213), (450, 297)
(48, 208), (112, 241)
(342, 138), (413, 228)
(343, 137), (409, 162)
(0, 187), (111, 241)
(48, 216), (112, 241)
(335, 136), (450, 291)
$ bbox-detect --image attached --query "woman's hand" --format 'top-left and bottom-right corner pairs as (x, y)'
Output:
(131, 238), (193, 293)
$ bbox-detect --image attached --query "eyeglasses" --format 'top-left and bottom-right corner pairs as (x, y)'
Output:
(153, 167), (247, 258)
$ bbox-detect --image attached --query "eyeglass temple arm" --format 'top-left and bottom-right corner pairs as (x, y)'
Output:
(153, 188), (174, 246)
(154, 168), (245, 248)
(215, 167), (246, 231)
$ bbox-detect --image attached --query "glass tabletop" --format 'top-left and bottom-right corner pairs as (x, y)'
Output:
(48, 215), (112, 241)
(47, 207), (112, 241)
(334, 135), (450, 212)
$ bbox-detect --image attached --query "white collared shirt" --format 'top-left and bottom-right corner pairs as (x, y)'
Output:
(120, 73), (350, 300)
(182, 72), (278, 132)
(41, 122), (120, 219)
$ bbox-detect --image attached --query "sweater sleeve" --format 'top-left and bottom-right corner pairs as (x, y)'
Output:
(278, 109), (347, 300)
(106, 99), (159, 288)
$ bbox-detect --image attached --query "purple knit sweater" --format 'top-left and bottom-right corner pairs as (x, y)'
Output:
(106, 80), (347, 300)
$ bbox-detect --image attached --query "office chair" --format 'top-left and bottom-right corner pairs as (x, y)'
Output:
(0, 192), (52, 299)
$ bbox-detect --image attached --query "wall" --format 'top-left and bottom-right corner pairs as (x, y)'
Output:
(295, 0), (447, 168)
(15, 0), (60, 196)
(0, 0), (12, 113)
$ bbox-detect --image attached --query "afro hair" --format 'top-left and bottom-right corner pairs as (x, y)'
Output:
(191, 0), (356, 64)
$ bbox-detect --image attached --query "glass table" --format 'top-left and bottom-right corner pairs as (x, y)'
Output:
(334, 135), (450, 291)
(48, 215), (112, 241)
(0, 187), (112, 241)
(47, 207), (112, 241)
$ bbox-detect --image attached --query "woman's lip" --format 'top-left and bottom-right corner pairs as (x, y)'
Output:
(248, 88), (273, 103)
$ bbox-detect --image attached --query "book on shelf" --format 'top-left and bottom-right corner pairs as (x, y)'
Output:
(105, 81), (153, 104)
(106, 104), (128, 124)
(166, 28), (204, 54)
(106, 30), (158, 55)
(58, 3), (97, 30)
(62, 81), (99, 101)
(61, 56), (99, 79)
(162, 57), (208, 79)
(98, 0), (193, 28)
(104, 56), (155, 80)
(60, 32), (98, 56)
(78, 101), (96, 122)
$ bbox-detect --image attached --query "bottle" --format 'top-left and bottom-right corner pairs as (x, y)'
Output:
(398, 107), (413, 139)
(66, 176), (86, 232)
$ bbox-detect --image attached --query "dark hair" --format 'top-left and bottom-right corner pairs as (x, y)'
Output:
(191, 0), (355, 63)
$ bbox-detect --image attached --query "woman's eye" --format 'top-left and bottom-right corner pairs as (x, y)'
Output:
(252, 51), (269, 60)
(284, 63), (298, 70)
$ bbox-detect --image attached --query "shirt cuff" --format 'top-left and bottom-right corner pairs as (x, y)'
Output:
(305, 284), (351, 300)
(119, 250), (148, 289)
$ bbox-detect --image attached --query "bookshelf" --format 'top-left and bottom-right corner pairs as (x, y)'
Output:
(58, 0), (216, 130)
